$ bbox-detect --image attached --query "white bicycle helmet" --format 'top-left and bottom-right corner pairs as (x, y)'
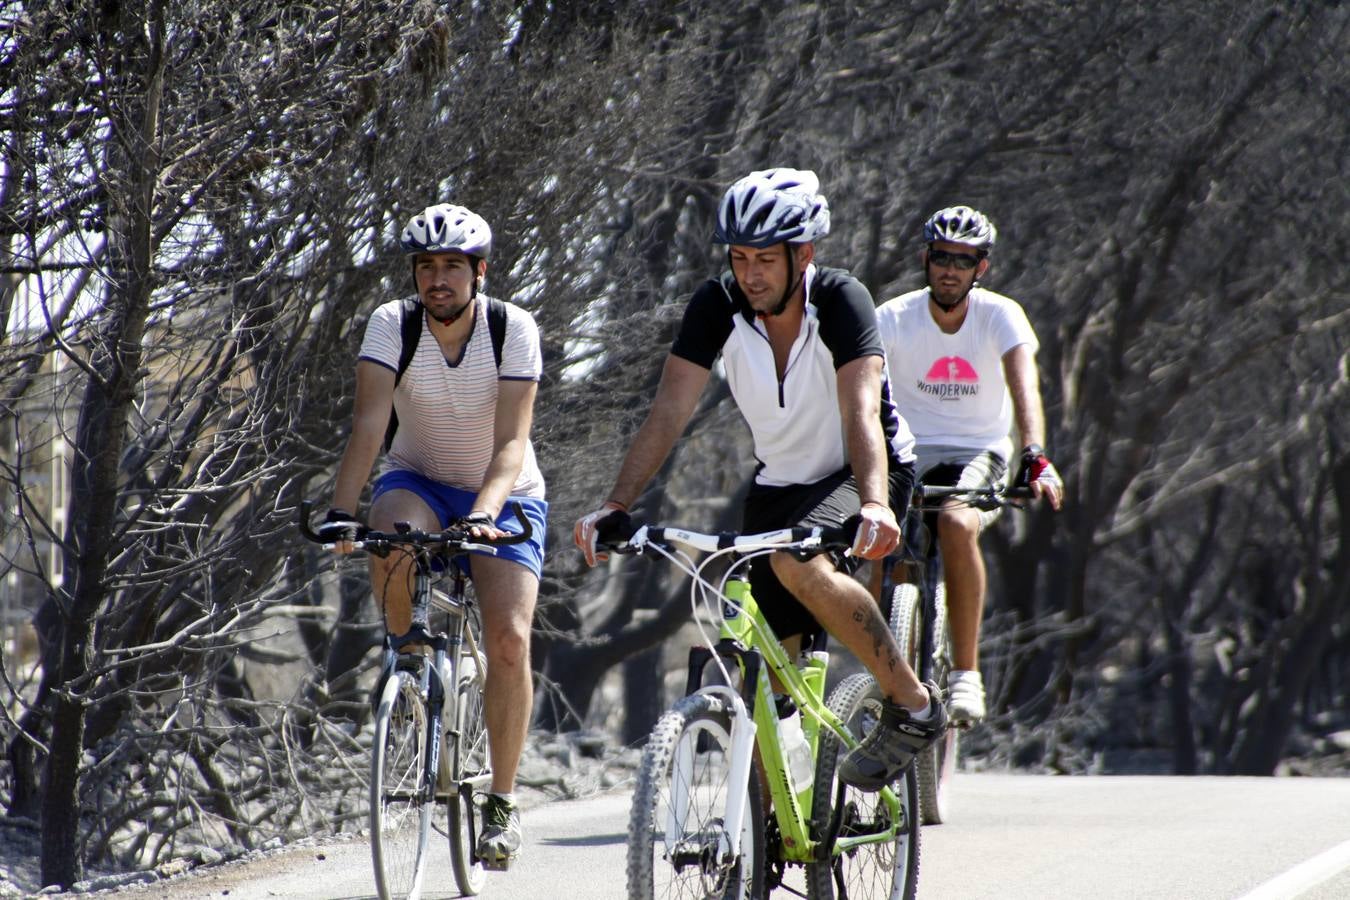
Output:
(400, 203), (492, 258)
(713, 168), (831, 248)
(923, 206), (996, 253)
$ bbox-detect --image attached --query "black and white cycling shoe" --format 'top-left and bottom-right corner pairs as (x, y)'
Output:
(837, 681), (948, 792)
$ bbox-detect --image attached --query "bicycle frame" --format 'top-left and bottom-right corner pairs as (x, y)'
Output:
(884, 513), (944, 686)
(429, 569), (491, 795)
(631, 526), (905, 866)
(885, 481), (1030, 693)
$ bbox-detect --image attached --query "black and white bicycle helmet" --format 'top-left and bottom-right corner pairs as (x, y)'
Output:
(400, 203), (493, 259)
(923, 206), (996, 253)
(712, 168), (831, 248)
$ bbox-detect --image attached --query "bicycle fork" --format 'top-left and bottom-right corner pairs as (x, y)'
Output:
(667, 683), (758, 868)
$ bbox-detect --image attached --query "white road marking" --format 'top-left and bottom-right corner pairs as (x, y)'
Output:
(1233, 837), (1350, 900)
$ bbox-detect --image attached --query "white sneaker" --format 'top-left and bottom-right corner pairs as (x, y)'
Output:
(947, 670), (986, 725)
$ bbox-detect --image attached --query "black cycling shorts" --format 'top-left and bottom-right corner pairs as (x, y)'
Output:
(741, 462), (915, 644)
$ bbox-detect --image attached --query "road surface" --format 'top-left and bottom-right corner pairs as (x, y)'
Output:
(133, 774), (1350, 899)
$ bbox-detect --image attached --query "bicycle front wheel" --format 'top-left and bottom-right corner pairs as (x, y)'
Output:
(806, 673), (920, 900)
(889, 583), (958, 825)
(370, 669), (434, 900)
(447, 647), (490, 896)
(627, 692), (764, 900)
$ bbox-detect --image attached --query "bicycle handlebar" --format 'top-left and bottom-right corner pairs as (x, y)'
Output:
(596, 520), (856, 557)
(297, 500), (533, 551)
(911, 483), (1032, 512)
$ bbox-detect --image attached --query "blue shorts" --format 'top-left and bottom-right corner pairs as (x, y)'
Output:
(372, 469), (548, 579)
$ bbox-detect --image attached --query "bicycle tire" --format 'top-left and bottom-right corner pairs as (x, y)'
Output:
(626, 692), (765, 900)
(888, 584), (958, 825)
(805, 673), (920, 900)
(370, 669), (434, 900)
(447, 644), (490, 895)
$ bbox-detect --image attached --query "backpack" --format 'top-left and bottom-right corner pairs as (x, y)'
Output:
(383, 296), (509, 451)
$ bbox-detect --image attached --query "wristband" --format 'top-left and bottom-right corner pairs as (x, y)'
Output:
(603, 499), (630, 513)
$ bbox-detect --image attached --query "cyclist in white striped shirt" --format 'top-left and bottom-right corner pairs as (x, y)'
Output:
(322, 204), (544, 870)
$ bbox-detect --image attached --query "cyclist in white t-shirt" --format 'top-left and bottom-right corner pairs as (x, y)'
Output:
(574, 169), (948, 792)
(876, 206), (1063, 725)
(320, 203), (545, 869)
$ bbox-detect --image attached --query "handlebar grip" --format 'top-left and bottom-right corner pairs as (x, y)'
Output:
(298, 501), (323, 543)
(492, 501), (533, 545)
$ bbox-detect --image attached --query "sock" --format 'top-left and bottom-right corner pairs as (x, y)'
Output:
(490, 791), (516, 807)
(906, 687), (936, 721)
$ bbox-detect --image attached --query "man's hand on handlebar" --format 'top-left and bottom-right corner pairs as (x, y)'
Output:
(457, 510), (507, 542)
(318, 508), (365, 553)
(1015, 444), (1064, 511)
(573, 502), (633, 566)
(851, 501), (901, 560)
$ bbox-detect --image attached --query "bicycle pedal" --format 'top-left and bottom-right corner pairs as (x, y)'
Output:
(480, 852), (516, 872)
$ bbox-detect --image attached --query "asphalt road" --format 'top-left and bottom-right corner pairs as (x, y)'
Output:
(135, 773), (1350, 900)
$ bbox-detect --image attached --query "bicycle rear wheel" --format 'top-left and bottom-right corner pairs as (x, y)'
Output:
(447, 641), (490, 895)
(370, 668), (434, 900)
(627, 692), (764, 900)
(806, 673), (920, 900)
(888, 583), (958, 825)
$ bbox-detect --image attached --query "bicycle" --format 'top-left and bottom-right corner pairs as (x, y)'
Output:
(599, 519), (922, 900)
(881, 482), (1028, 825)
(298, 501), (532, 900)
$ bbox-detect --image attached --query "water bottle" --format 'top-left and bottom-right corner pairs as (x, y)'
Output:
(798, 649), (829, 749)
(775, 695), (815, 795)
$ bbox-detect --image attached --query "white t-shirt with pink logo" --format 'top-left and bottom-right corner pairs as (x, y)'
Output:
(875, 286), (1038, 461)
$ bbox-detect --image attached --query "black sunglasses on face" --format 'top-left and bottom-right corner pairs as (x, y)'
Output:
(927, 249), (981, 270)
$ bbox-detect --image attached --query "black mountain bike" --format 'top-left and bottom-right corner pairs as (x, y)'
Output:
(299, 502), (530, 899)
(881, 483), (1027, 825)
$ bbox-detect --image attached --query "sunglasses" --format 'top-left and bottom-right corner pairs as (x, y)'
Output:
(927, 249), (981, 270)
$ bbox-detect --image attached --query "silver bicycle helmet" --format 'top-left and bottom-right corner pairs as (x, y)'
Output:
(400, 203), (493, 258)
(923, 206), (996, 253)
(712, 168), (831, 248)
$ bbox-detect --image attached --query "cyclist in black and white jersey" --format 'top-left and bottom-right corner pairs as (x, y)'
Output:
(575, 168), (948, 791)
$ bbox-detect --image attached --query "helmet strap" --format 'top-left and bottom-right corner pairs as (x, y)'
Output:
(765, 244), (803, 318)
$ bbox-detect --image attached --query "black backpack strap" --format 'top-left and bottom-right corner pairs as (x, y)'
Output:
(395, 297), (423, 384)
(384, 298), (424, 451)
(486, 297), (507, 369)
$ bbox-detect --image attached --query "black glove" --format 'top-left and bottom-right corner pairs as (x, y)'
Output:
(317, 508), (364, 543)
(457, 511), (497, 532)
(593, 508), (635, 546)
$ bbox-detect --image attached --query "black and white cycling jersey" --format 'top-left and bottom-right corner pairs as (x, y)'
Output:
(671, 264), (916, 487)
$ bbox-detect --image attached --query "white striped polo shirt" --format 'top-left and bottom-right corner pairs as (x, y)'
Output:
(359, 295), (545, 499)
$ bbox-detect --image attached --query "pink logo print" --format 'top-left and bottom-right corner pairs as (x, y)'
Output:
(924, 356), (979, 382)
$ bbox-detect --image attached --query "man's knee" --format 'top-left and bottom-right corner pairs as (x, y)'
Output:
(937, 507), (980, 543)
(484, 624), (531, 670)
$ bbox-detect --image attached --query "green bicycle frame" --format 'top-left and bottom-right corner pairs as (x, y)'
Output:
(717, 577), (904, 863)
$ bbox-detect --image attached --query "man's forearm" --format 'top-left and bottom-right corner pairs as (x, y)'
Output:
(607, 415), (681, 509)
(474, 439), (527, 519)
(847, 420), (890, 506)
